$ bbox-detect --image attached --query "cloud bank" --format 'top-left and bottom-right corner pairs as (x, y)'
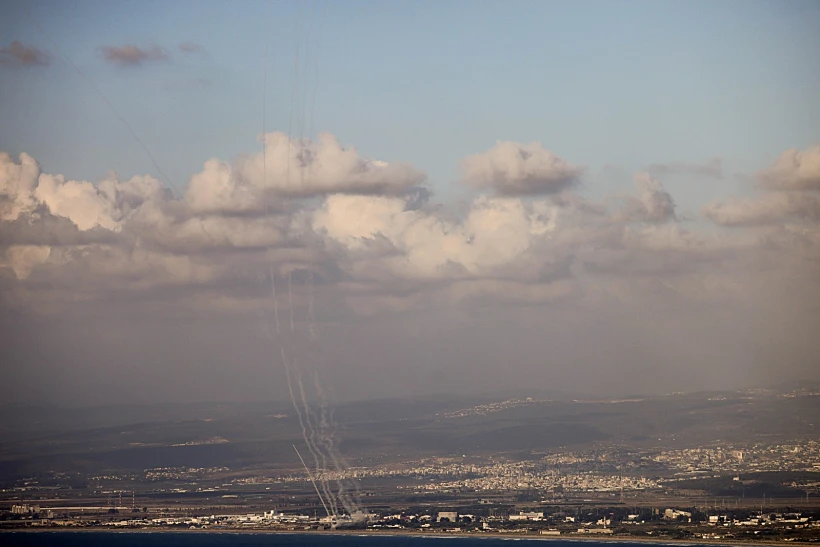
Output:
(704, 145), (820, 228)
(2, 138), (819, 403)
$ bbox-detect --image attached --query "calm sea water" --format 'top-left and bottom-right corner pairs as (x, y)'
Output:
(0, 532), (714, 547)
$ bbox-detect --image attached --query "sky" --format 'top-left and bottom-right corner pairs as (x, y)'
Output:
(1, 0), (819, 406)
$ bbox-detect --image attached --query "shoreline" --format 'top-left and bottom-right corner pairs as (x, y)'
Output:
(0, 526), (803, 545)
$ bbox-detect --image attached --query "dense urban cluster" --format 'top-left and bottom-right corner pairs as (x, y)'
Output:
(3, 437), (820, 541)
(258, 439), (820, 496)
(653, 440), (820, 475)
(5, 440), (819, 499)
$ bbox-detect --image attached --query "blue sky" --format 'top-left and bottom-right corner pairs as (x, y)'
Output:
(2, 0), (819, 211)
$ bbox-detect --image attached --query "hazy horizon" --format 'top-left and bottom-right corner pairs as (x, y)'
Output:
(1, 380), (818, 411)
(2, 1), (819, 407)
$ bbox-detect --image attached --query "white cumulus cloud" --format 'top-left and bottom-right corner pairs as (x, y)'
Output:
(0, 152), (40, 221)
(185, 132), (426, 214)
(617, 173), (676, 223)
(759, 145), (820, 191)
(313, 194), (554, 281)
(461, 141), (582, 196)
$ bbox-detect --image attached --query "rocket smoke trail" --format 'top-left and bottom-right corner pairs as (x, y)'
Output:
(259, 0), (360, 519)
